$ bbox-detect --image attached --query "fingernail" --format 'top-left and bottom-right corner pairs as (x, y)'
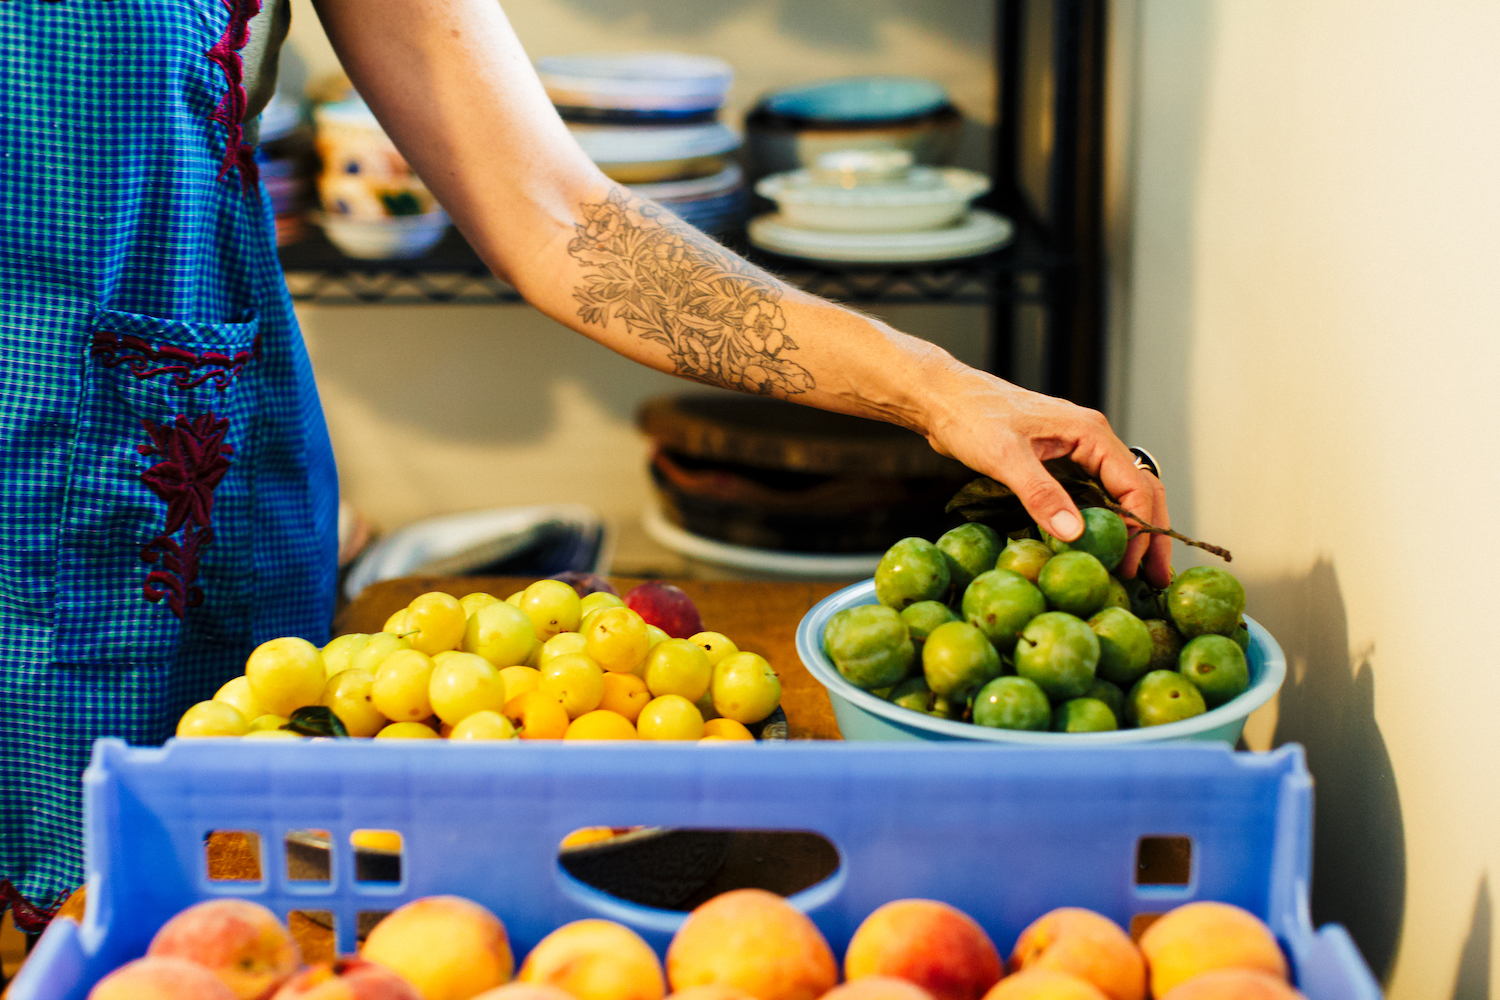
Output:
(1050, 511), (1082, 540)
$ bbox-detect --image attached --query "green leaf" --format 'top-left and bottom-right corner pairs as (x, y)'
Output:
(946, 459), (1113, 532)
(282, 706), (350, 739)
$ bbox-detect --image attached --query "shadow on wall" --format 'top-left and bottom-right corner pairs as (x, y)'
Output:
(1452, 876), (1491, 1000)
(553, 0), (992, 52)
(1252, 559), (1405, 984)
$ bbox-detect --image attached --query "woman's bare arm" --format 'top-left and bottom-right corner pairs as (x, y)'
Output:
(309, 0), (1171, 582)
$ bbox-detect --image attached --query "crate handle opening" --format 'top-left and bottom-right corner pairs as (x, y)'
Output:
(555, 828), (842, 918)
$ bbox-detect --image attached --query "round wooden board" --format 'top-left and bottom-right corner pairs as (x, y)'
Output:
(637, 394), (968, 478)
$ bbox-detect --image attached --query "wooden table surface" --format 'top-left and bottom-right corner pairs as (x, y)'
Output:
(335, 575), (849, 741)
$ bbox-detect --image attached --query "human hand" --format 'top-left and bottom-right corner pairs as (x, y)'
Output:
(922, 366), (1172, 587)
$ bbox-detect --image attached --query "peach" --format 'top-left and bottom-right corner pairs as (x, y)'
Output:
(844, 899), (1002, 1000)
(818, 976), (936, 1000)
(147, 899), (300, 1000)
(518, 919), (666, 1000)
(665, 987), (757, 1000)
(980, 970), (1107, 1000)
(474, 985), (592, 1000)
(1137, 903), (1288, 998)
(1157, 969), (1306, 1000)
(1008, 908), (1144, 1000)
(361, 895), (514, 1000)
(89, 956), (238, 999)
(271, 958), (422, 999)
(666, 889), (836, 1000)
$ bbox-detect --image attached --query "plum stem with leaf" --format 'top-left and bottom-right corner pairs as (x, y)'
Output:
(945, 461), (1233, 563)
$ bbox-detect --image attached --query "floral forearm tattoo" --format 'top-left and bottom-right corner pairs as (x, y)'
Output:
(569, 190), (816, 397)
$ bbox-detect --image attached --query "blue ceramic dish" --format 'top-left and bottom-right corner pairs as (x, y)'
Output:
(796, 579), (1287, 744)
(764, 76), (950, 123)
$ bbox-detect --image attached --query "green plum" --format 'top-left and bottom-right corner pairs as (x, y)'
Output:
(1126, 670), (1207, 727)
(874, 537), (951, 611)
(928, 694), (964, 720)
(1087, 607), (1154, 688)
(1233, 619), (1251, 652)
(1179, 634), (1250, 707)
(1052, 697), (1119, 733)
(972, 676), (1050, 731)
(887, 675), (936, 713)
(961, 568), (1047, 653)
(1144, 619), (1186, 673)
(922, 620), (1003, 701)
(1046, 507), (1129, 571)
(822, 604), (915, 690)
(1165, 566), (1246, 638)
(995, 537), (1052, 584)
(1084, 678), (1125, 723)
(900, 600), (959, 644)
(1103, 576), (1131, 611)
(1013, 611), (1099, 702)
(936, 523), (1002, 593)
(1037, 551), (1111, 619)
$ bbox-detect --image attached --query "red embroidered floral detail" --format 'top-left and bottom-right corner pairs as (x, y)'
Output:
(92, 330), (260, 391)
(137, 414), (235, 619)
(0, 879), (68, 936)
(143, 525), (214, 619)
(206, 0), (263, 192)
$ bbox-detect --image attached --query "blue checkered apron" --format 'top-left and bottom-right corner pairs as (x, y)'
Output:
(0, 1), (338, 902)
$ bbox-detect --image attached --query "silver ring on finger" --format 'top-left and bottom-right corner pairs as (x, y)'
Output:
(1128, 446), (1161, 478)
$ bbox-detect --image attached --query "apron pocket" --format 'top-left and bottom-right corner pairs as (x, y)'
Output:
(54, 307), (263, 665)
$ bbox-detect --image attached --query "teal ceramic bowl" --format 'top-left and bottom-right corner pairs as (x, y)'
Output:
(795, 579), (1286, 744)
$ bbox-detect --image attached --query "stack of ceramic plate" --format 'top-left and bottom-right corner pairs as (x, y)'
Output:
(748, 149), (1013, 263)
(540, 52), (747, 236)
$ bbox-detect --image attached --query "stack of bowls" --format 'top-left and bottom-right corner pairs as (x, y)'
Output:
(744, 75), (965, 178)
(539, 52), (747, 237)
(312, 96), (448, 259)
(748, 149), (1012, 264)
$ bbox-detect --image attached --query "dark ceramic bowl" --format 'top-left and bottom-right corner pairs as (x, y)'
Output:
(745, 77), (963, 178)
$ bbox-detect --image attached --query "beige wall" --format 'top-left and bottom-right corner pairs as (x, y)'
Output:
(1116, 2), (1500, 995)
(286, 0), (995, 553)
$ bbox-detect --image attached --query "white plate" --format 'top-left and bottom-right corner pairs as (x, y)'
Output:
(568, 121), (740, 166)
(539, 52), (732, 113)
(630, 163), (743, 202)
(748, 209), (1014, 263)
(756, 166), (988, 232)
(643, 503), (882, 579)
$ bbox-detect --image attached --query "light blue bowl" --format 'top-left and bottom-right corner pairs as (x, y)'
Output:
(764, 76), (949, 122)
(796, 579), (1286, 744)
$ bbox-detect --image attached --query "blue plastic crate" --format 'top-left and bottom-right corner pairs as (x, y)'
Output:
(11, 740), (1381, 1000)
